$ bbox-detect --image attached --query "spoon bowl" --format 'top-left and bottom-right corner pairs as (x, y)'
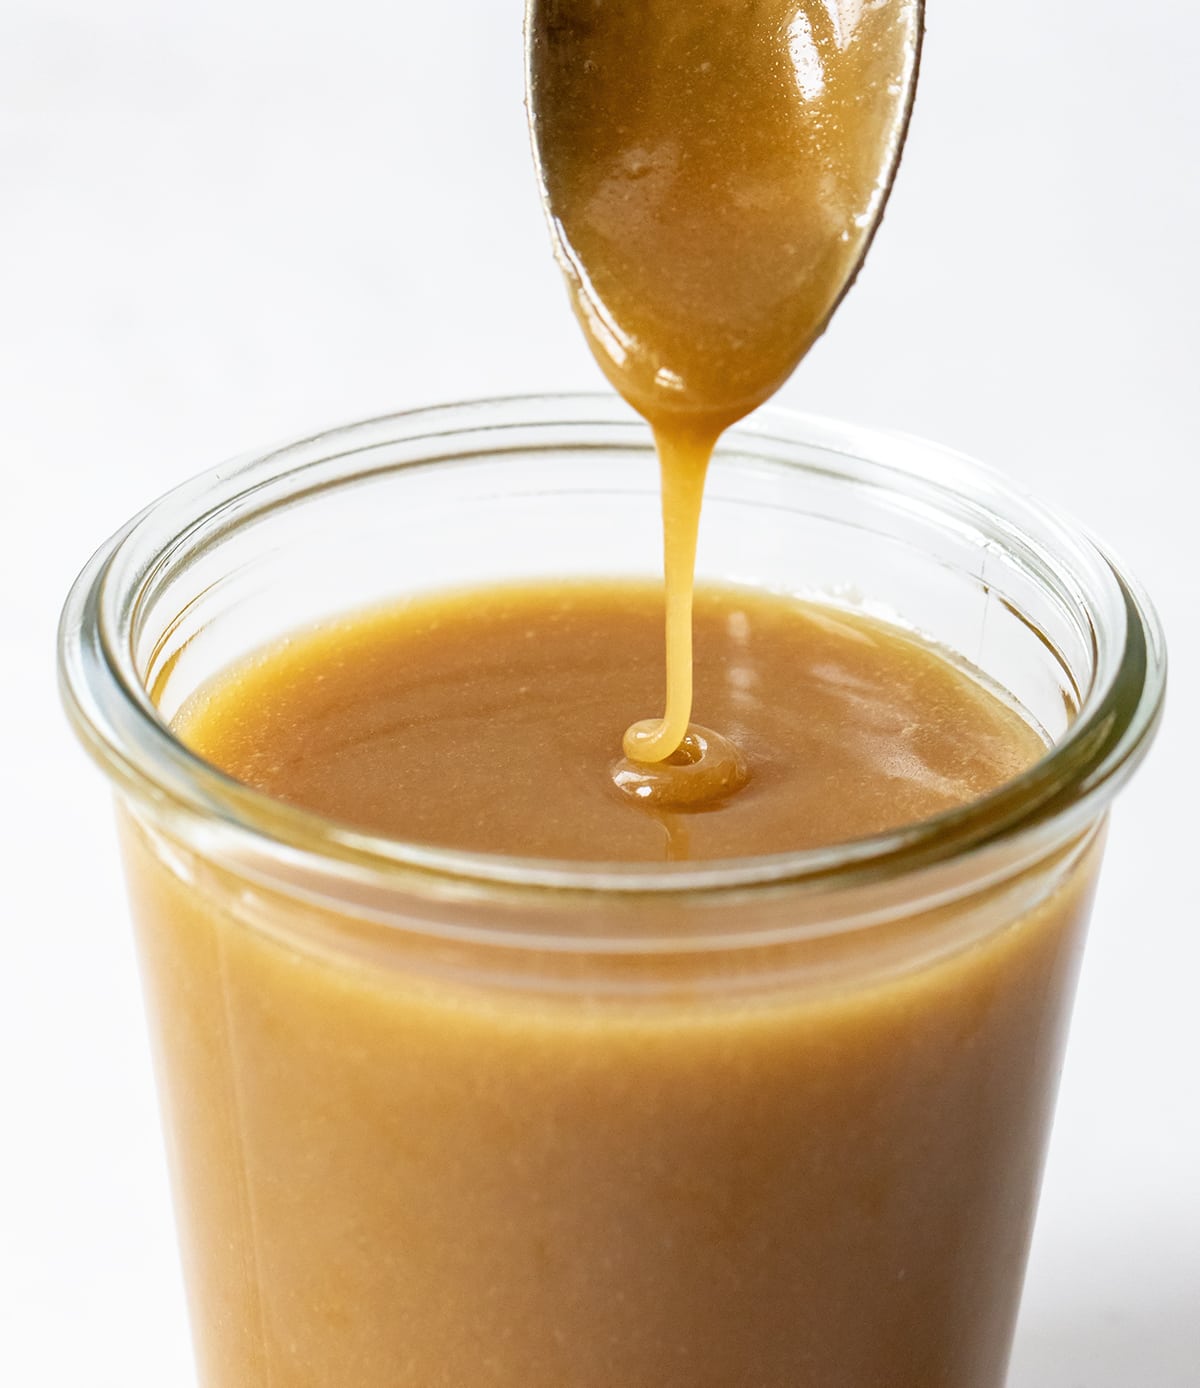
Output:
(527, 0), (925, 434)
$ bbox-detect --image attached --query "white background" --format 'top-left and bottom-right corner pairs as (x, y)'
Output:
(2, 1), (1197, 1383)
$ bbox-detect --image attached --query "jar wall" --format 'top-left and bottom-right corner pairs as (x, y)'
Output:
(120, 803), (1106, 1388)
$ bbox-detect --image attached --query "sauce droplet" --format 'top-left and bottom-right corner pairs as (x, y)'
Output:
(611, 724), (750, 811)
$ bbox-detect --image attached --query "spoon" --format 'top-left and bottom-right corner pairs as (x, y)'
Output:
(526, 0), (924, 434)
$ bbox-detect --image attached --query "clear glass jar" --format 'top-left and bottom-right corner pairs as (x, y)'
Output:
(59, 395), (1165, 1388)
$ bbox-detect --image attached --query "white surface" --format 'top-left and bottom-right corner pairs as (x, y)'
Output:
(1, 2), (1197, 1384)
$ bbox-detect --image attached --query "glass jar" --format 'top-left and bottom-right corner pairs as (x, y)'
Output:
(58, 395), (1165, 1388)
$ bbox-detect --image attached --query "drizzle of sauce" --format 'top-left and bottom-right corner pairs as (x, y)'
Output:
(620, 422), (715, 764)
(527, 0), (923, 798)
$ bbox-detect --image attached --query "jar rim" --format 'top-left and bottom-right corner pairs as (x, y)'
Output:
(57, 392), (1166, 901)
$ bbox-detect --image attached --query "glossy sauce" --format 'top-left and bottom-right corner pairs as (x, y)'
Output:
(528, 0), (922, 768)
(135, 581), (1099, 1388)
(175, 583), (1043, 863)
(109, 5), (1102, 1386)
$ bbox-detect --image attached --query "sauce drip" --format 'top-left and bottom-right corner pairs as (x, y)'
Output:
(620, 424), (714, 763)
(528, 1), (923, 775)
(612, 724), (750, 811)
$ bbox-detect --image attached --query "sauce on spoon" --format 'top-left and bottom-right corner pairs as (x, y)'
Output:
(527, 0), (923, 787)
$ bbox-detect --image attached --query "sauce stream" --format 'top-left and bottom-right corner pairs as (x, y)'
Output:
(528, 0), (923, 776)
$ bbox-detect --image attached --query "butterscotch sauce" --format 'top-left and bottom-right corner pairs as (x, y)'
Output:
(612, 725), (750, 812)
(138, 587), (1093, 1387)
(175, 583), (1043, 864)
(528, 1), (922, 769)
(620, 423), (714, 765)
(102, 10), (1110, 1387)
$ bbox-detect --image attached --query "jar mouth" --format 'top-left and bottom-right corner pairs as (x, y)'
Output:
(58, 393), (1166, 899)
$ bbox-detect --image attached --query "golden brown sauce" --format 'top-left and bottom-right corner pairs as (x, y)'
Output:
(176, 583), (1042, 862)
(112, 11), (1098, 1388)
(136, 582), (1099, 1388)
(528, 1), (922, 765)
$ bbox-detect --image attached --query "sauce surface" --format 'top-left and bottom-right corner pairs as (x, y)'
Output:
(176, 582), (1043, 863)
(528, 1), (922, 761)
(138, 585), (1094, 1388)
